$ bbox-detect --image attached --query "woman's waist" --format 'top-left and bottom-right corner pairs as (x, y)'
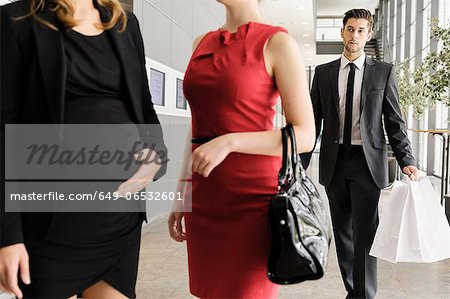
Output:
(191, 150), (281, 176)
(63, 96), (136, 124)
(191, 125), (275, 137)
(190, 156), (280, 194)
(64, 96), (128, 105)
(191, 128), (276, 143)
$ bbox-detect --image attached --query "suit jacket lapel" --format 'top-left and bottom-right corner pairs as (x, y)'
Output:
(32, 10), (65, 124)
(97, 5), (145, 124)
(360, 56), (375, 113)
(329, 59), (340, 116)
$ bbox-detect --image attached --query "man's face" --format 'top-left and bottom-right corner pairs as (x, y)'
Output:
(341, 18), (373, 54)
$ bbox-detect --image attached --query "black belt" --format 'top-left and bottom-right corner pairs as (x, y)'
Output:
(191, 137), (214, 144)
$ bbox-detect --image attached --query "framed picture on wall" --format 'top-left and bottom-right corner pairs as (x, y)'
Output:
(150, 68), (165, 106)
(176, 78), (187, 110)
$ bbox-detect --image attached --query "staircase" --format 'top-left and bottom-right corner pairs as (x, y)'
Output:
(364, 38), (384, 61)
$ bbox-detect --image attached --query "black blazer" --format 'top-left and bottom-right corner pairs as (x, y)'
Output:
(0, 0), (167, 247)
(301, 56), (415, 189)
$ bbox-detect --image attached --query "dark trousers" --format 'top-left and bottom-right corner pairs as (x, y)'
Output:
(325, 145), (380, 299)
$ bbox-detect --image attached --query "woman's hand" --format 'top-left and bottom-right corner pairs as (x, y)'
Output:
(168, 177), (189, 242)
(0, 243), (30, 299)
(168, 210), (186, 242)
(114, 148), (161, 197)
(191, 135), (233, 177)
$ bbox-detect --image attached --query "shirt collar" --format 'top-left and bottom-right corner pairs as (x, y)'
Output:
(340, 52), (366, 70)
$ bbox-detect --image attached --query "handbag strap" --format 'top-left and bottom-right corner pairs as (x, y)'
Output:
(285, 124), (298, 170)
(278, 124), (307, 188)
(285, 124), (307, 180)
(278, 126), (289, 186)
(279, 125), (298, 187)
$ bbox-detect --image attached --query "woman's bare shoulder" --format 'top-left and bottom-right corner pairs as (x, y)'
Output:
(266, 31), (297, 53)
(192, 33), (209, 51)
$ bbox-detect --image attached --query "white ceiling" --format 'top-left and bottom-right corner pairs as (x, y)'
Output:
(0, 0), (381, 66)
(316, 0), (380, 17)
(260, 0), (380, 66)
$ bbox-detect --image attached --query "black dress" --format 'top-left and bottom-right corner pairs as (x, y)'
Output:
(20, 29), (144, 299)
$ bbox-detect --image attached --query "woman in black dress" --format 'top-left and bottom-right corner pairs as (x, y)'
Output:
(0, 0), (166, 298)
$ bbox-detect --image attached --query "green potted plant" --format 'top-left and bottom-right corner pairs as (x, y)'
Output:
(398, 19), (450, 117)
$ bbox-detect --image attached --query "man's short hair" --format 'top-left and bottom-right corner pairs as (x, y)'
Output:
(343, 9), (373, 30)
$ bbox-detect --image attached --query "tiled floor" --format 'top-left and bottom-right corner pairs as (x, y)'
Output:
(136, 205), (450, 299)
(136, 162), (450, 299)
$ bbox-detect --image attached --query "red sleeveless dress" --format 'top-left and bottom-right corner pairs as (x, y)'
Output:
(183, 22), (287, 298)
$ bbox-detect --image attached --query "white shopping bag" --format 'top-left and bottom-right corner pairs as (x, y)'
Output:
(369, 176), (450, 263)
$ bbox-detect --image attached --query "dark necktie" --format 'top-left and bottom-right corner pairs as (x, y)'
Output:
(343, 62), (356, 150)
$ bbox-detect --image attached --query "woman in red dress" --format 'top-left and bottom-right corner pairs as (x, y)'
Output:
(168, 0), (315, 298)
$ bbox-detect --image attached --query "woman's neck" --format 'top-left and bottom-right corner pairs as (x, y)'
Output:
(222, 2), (264, 32)
(69, 0), (96, 17)
(69, 0), (103, 35)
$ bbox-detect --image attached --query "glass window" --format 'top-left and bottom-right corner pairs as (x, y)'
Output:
(392, 0), (397, 47)
(410, 21), (416, 58)
(434, 102), (449, 176)
(386, 0), (390, 43)
(401, 0), (406, 35)
(419, 110), (429, 170)
(392, 43), (397, 62)
(409, 55), (415, 69)
(316, 27), (342, 41)
(422, 3), (431, 50)
(150, 68), (165, 106)
(316, 17), (342, 41)
(386, 0), (391, 31)
(446, 1), (450, 24)
(439, 102), (448, 130)
(400, 34), (405, 61)
(407, 106), (414, 140)
(317, 18), (335, 27)
(439, 0), (450, 26)
(421, 44), (430, 59)
(411, 0), (417, 22)
(176, 78), (187, 110)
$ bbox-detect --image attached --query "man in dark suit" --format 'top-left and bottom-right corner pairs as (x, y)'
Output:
(302, 9), (419, 299)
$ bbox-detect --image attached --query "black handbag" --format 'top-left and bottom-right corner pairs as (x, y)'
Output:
(267, 123), (332, 284)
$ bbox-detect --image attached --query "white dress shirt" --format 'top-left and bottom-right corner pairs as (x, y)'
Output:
(338, 53), (366, 145)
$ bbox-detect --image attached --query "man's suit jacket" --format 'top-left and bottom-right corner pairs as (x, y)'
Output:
(302, 56), (415, 189)
(0, 0), (167, 247)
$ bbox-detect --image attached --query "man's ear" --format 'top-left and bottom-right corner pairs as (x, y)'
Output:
(367, 30), (373, 42)
(341, 27), (344, 39)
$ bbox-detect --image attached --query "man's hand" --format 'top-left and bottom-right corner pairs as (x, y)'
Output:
(0, 243), (30, 299)
(402, 165), (419, 181)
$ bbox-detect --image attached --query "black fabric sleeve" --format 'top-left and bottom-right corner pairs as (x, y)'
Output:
(382, 64), (416, 169)
(0, 5), (25, 247)
(127, 12), (168, 181)
(300, 68), (322, 170)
